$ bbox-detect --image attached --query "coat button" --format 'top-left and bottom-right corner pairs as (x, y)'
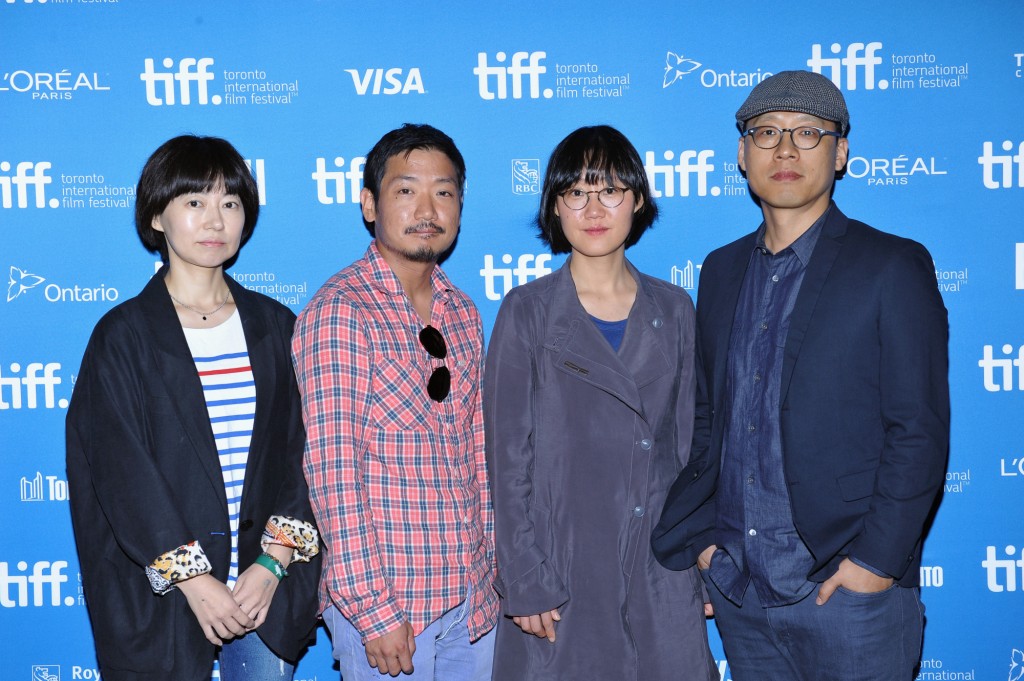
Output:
(651, 318), (663, 328)
(640, 439), (652, 450)
(239, 519), (254, 531)
(633, 506), (645, 517)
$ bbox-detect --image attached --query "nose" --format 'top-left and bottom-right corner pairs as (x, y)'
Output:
(584, 192), (608, 217)
(774, 131), (799, 159)
(414, 192), (439, 222)
(206, 203), (226, 230)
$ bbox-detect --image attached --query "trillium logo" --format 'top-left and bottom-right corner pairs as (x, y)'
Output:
(663, 52), (701, 88)
(1010, 648), (1023, 681)
(7, 266), (44, 302)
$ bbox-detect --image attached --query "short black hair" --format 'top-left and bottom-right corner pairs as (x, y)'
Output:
(537, 125), (657, 254)
(361, 123), (466, 236)
(135, 135), (260, 261)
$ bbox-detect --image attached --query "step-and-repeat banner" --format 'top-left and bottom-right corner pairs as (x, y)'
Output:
(3, 2), (1021, 680)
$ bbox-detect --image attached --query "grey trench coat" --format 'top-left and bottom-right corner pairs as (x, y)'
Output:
(484, 260), (718, 681)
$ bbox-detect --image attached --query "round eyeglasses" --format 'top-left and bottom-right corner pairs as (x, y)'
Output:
(559, 187), (631, 210)
(742, 126), (842, 150)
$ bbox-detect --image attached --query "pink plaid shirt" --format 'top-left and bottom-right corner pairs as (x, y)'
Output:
(292, 242), (497, 642)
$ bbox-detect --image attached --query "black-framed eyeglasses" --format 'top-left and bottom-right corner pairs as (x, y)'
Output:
(742, 126), (842, 150)
(559, 186), (631, 210)
(419, 325), (450, 402)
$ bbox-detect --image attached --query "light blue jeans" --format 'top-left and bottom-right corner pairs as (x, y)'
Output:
(215, 631), (294, 681)
(323, 591), (495, 681)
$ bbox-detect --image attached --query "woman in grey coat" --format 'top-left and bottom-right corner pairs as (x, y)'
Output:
(484, 126), (719, 681)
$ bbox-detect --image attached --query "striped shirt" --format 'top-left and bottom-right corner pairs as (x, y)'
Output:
(292, 242), (497, 643)
(182, 310), (255, 589)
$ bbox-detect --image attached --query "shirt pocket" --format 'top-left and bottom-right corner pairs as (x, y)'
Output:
(370, 356), (430, 430)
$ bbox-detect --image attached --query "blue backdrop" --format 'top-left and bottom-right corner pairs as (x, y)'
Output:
(2, 2), (1022, 680)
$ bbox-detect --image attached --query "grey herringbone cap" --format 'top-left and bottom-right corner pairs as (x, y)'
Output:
(735, 70), (850, 136)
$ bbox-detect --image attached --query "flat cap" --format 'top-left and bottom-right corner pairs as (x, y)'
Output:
(735, 70), (850, 136)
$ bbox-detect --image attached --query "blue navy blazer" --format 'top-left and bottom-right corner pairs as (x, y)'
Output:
(653, 204), (949, 586)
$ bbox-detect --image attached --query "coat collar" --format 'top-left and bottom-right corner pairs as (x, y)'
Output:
(137, 267), (276, 506)
(540, 258), (671, 419)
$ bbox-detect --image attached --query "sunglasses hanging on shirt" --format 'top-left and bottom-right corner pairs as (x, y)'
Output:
(419, 325), (451, 402)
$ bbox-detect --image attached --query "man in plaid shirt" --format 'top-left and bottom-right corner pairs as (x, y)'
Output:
(292, 124), (497, 679)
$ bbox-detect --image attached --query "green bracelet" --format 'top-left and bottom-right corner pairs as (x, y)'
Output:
(254, 552), (288, 580)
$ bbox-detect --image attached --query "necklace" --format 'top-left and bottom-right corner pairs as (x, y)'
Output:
(168, 291), (231, 321)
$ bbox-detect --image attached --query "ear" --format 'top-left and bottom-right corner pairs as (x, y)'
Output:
(834, 137), (849, 172)
(151, 214), (165, 234)
(633, 193), (644, 214)
(360, 187), (377, 224)
(553, 199), (560, 218)
(737, 137), (746, 172)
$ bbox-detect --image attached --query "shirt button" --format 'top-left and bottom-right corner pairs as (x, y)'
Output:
(748, 528), (757, 537)
(747, 424), (756, 432)
(640, 439), (652, 450)
(747, 475), (754, 485)
(760, 322), (768, 330)
(771, 274), (780, 283)
(633, 506), (645, 517)
(753, 372), (761, 382)
(651, 318), (663, 328)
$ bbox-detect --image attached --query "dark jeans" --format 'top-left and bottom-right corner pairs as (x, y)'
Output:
(707, 576), (923, 681)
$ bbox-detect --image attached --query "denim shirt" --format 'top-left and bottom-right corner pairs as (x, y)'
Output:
(709, 208), (829, 607)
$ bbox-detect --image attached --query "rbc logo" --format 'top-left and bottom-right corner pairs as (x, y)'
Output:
(140, 57), (219, 106)
(32, 666), (60, 681)
(474, 51), (552, 100)
(0, 162), (57, 208)
(644, 150), (717, 197)
(978, 141), (1024, 189)
(480, 254), (553, 300)
(512, 159), (539, 195)
(807, 42), (886, 90)
(345, 68), (425, 95)
(312, 156), (366, 205)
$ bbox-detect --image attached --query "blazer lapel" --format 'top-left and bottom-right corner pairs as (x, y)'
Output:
(709, 234), (756, 403)
(138, 270), (226, 506)
(227, 277), (274, 499)
(780, 206), (849, 404)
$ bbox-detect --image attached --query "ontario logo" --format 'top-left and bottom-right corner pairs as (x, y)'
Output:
(1009, 648), (1023, 681)
(8, 266), (44, 301)
(661, 50), (771, 89)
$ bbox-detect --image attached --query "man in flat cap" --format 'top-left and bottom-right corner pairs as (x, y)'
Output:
(653, 70), (949, 680)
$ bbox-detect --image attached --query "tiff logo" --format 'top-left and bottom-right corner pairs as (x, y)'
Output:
(0, 161), (58, 209)
(345, 68), (425, 95)
(645, 150), (717, 197)
(979, 141), (1024, 189)
(0, 362), (66, 409)
(978, 344), (1024, 392)
(670, 261), (702, 290)
(480, 254), (553, 301)
(474, 51), (551, 100)
(20, 472), (69, 502)
(140, 57), (220, 106)
(243, 159), (267, 205)
(807, 42), (887, 90)
(312, 156), (365, 205)
(982, 545), (1024, 592)
(0, 560), (72, 607)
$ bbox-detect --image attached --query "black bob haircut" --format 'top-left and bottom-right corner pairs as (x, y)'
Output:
(135, 135), (260, 262)
(537, 125), (658, 255)
(361, 123), (466, 236)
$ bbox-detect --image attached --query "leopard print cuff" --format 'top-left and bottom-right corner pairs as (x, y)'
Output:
(145, 540), (212, 594)
(261, 515), (320, 564)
